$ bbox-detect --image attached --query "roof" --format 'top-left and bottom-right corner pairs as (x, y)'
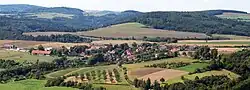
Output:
(32, 50), (51, 55)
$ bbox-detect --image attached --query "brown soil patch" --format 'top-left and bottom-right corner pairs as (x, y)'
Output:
(139, 69), (188, 82)
(129, 68), (165, 77)
(215, 48), (242, 53)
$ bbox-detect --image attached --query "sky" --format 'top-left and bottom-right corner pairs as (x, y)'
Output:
(0, 0), (249, 12)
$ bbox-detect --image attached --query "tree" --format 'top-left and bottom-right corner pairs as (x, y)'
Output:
(29, 47), (35, 54)
(160, 78), (165, 83)
(38, 45), (45, 51)
(145, 78), (151, 90)
(211, 49), (218, 60)
(153, 80), (161, 90)
(88, 53), (104, 65)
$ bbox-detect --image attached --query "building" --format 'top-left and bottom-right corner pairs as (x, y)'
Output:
(31, 50), (51, 55)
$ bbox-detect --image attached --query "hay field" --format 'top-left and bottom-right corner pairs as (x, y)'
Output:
(28, 12), (74, 19)
(91, 40), (151, 45)
(76, 23), (208, 39)
(23, 32), (75, 37)
(0, 40), (48, 48)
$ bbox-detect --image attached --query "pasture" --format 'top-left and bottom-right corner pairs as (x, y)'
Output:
(0, 79), (76, 90)
(212, 34), (250, 40)
(176, 40), (250, 46)
(177, 63), (210, 72)
(166, 69), (240, 84)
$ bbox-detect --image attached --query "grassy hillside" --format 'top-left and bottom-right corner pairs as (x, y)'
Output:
(77, 23), (208, 39)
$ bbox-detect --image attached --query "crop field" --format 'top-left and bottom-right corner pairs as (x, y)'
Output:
(94, 84), (139, 90)
(76, 23), (208, 39)
(0, 79), (76, 90)
(0, 50), (60, 63)
(91, 40), (151, 45)
(0, 40), (49, 48)
(212, 34), (250, 40)
(23, 32), (75, 37)
(216, 13), (250, 22)
(166, 69), (240, 84)
(176, 40), (250, 47)
(24, 23), (208, 39)
(138, 69), (188, 82)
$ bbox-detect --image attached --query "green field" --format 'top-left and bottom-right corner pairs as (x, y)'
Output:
(177, 63), (210, 72)
(166, 69), (240, 84)
(124, 57), (198, 70)
(45, 68), (79, 78)
(0, 79), (76, 90)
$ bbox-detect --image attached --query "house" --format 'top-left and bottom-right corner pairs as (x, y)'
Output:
(32, 50), (51, 55)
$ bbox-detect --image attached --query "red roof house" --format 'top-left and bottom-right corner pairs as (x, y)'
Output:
(32, 50), (51, 55)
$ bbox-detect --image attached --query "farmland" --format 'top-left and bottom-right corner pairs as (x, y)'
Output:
(24, 23), (209, 39)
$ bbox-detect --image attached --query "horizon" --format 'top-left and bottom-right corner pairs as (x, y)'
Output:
(0, 0), (249, 13)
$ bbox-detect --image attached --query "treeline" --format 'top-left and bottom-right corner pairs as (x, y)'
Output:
(0, 31), (92, 43)
(133, 75), (234, 90)
(144, 62), (190, 69)
(0, 57), (87, 83)
(0, 60), (20, 69)
(136, 11), (250, 36)
(45, 77), (106, 90)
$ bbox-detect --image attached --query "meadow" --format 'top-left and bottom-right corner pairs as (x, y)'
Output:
(0, 79), (76, 90)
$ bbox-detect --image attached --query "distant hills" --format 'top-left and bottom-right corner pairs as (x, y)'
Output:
(0, 4), (250, 40)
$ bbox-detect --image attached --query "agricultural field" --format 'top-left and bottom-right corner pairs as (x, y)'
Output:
(24, 23), (209, 39)
(0, 50), (60, 63)
(0, 79), (76, 90)
(166, 69), (240, 84)
(0, 40), (48, 48)
(212, 34), (250, 40)
(76, 23), (208, 39)
(176, 40), (250, 46)
(216, 12), (250, 22)
(23, 32), (75, 37)
(27, 12), (74, 19)
(91, 40), (151, 45)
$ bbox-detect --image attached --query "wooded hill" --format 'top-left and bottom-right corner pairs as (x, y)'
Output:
(0, 4), (250, 42)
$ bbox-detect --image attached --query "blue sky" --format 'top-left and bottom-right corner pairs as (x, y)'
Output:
(1, 0), (249, 12)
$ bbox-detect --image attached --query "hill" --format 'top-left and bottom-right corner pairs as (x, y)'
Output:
(0, 4), (44, 12)
(216, 12), (250, 22)
(77, 23), (208, 39)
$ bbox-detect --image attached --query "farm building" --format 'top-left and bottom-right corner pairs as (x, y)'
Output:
(31, 50), (51, 55)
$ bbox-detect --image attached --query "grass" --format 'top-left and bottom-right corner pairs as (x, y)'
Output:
(177, 63), (210, 72)
(124, 57), (198, 71)
(94, 84), (139, 90)
(178, 41), (250, 45)
(0, 79), (76, 90)
(45, 68), (79, 78)
(0, 50), (59, 63)
(166, 69), (240, 84)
